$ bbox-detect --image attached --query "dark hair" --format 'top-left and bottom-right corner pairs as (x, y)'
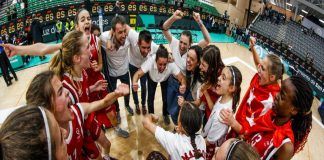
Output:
(180, 102), (203, 159)
(201, 45), (225, 85)
(227, 66), (242, 112)
(138, 30), (152, 44)
(111, 15), (126, 31)
(225, 139), (260, 160)
(289, 75), (314, 153)
(155, 45), (169, 62)
(0, 107), (54, 159)
(266, 54), (284, 81)
(74, 8), (90, 25)
(186, 45), (203, 90)
(181, 30), (192, 44)
(91, 24), (100, 33)
(26, 71), (56, 113)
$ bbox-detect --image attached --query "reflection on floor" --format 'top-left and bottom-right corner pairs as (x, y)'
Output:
(0, 43), (322, 160)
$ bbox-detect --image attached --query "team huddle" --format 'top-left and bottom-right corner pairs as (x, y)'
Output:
(0, 8), (314, 160)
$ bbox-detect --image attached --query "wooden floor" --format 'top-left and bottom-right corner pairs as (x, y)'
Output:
(0, 43), (322, 160)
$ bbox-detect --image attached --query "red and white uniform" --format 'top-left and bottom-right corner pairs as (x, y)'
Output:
(66, 103), (85, 160)
(200, 89), (220, 120)
(62, 70), (101, 159)
(86, 34), (116, 128)
(244, 110), (294, 160)
(235, 73), (280, 131)
(62, 70), (90, 104)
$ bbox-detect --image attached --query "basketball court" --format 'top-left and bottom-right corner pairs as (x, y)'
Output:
(0, 42), (322, 160)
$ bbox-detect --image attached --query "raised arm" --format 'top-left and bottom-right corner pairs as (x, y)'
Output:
(132, 69), (145, 92)
(162, 10), (183, 43)
(81, 83), (129, 115)
(250, 37), (261, 67)
(1, 43), (61, 57)
(175, 72), (186, 94)
(193, 12), (211, 49)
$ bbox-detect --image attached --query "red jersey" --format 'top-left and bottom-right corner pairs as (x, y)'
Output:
(66, 103), (85, 160)
(62, 70), (90, 103)
(245, 110), (294, 160)
(86, 34), (116, 128)
(236, 73), (280, 129)
(200, 89), (220, 119)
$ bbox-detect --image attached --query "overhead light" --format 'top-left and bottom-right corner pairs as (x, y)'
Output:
(299, 15), (304, 18)
(320, 19), (324, 23)
(302, 10), (308, 14)
(286, 3), (292, 6)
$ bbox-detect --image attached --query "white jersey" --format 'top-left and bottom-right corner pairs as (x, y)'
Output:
(155, 126), (206, 160)
(202, 97), (232, 145)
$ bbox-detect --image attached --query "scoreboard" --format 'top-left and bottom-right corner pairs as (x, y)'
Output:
(0, 1), (223, 42)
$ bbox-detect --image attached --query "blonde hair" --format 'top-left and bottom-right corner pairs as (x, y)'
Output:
(49, 30), (84, 77)
(266, 54), (284, 81)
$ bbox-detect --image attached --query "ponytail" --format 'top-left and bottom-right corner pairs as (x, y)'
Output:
(189, 134), (203, 159)
(49, 30), (84, 77)
(232, 87), (241, 112)
(49, 50), (65, 77)
(180, 102), (204, 159)
(228, 66), (242, 112)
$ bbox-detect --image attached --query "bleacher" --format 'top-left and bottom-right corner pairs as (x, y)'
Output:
(27, 0), (83, 14)
(0, 0), (13, 25)
(250, 18), (324, 76)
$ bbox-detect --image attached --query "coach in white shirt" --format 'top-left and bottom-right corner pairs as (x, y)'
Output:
(132, 45), (186, 123)
(162, 10), (211, 125)
(100, 15), (134, 119)
(128, 29), (159, 115)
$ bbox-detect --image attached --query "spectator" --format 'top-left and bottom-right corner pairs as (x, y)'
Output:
(0, 37), (18, 86)
(30, 14), (45, 60)
(55, 19), (63, 43)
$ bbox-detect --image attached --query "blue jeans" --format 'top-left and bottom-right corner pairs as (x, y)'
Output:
(109, 72), (130, 112)
(129, 64), (147, 106)
(167, 76), (193, 125)
(147, 75), (169, 116)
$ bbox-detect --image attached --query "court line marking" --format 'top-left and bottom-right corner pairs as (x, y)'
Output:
(226, 57), (324, 129)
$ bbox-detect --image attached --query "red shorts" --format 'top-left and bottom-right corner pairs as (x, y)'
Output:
(84, 113), (101, 140)
(83, 134), (100, 159)
(83, 113), (101, 159)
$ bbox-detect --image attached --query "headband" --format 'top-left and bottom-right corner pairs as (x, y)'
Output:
(38, 107), (52, 160)
(226, 139), (242, 160)
(229, 66), (236, 86)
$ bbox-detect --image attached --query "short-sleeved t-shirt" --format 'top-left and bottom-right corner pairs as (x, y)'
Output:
(155, 126), (206, 160)
(141, 54), (180, 82)
(202, 97), (232, 145)
(169, 36), (187, 74)
(100, 31), (130, 77)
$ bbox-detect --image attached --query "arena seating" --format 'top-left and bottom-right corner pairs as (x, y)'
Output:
(27, 0), (83, 14)
(250, 18), (324, 76)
